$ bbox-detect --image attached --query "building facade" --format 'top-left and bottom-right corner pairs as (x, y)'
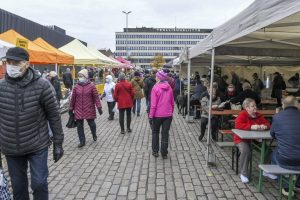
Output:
(115, 27), (212, 68)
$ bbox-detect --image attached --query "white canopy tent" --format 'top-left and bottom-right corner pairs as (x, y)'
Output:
(184, 0), (300, 166)
(0, 39), (14, 58)
(88, 47), (121, 67)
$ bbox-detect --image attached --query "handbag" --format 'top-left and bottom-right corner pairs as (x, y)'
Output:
(0, 167), (11, 200)
(66, 111), (77, 128)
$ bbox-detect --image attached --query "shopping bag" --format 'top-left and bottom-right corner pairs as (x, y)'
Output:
(0, 169), (11, 200)
(66, 111), (77, 128)
(112, 103), (119, 114)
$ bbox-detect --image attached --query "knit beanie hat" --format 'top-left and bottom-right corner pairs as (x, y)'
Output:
(78, 69), (88, 78)
(156, 70), (168, 81)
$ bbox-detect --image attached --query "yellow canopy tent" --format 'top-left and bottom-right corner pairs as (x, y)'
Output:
(0, 29), (56, 64)
(33, 37), (74, 64)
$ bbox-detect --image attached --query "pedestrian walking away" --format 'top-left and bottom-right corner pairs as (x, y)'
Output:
(0, 47), (64, 200)
(114, 72), (135, 134)
(70, 69), (102, 148)
(131, 71), (144, 116)
(102, 75), (116, 120)
(149, 70), (174, 159)
(62, 67), (73, 91)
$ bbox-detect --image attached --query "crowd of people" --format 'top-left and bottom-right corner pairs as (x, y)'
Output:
(0, 47), (300, 199)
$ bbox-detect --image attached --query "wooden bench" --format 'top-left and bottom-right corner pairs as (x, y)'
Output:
(219, 129), (234, 141)
(216, 141), (240, 175)
(259, 164), (300, 200)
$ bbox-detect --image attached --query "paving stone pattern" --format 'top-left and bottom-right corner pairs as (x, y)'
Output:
(2, 100), (300, 199)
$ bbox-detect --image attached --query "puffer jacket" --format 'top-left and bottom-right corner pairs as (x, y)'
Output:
(271, 107), (300, 167)
(131, 77), (144, 99)
(149, 81), (174, 118)
(0, 68), (64, 156)
(70, 81), (101, 120)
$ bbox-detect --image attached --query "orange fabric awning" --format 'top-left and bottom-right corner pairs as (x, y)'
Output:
(0, 29), (56, 64)
(33, 37), (74, 64)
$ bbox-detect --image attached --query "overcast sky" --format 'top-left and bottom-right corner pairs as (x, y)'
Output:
(2, 0), (254, 51)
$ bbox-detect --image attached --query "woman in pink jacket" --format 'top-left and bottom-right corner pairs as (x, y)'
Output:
(149, 70), (174, 159)
(70, 69), (102, 148)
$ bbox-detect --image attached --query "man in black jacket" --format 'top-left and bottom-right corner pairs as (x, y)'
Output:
(230, 82), (261, 106)
(0, 47), (64, 200)
(269, 96), (300, 196)
(144, 69), (157, 113)
(62, 67), (73, 90)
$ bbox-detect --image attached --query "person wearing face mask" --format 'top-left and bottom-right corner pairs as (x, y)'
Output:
(101, 75), (116, 120)
(46, 71), (62, 106)
(0, 47), (64, 200)
(199, 88), (221, 141)
(235, 98), (270, 183)
(70, 69), (102, 148)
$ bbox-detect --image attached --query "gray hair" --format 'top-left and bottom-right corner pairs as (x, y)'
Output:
(118, 72), (126, 80)
(66, 68), (70, 72)
(242, 98), (255, 109)
(282, 96), (298, 109)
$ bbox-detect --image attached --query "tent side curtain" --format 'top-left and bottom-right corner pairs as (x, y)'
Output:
(33, 38), (74, 64)
(0, 29), (57, 64)
(189, 0), (300, 59)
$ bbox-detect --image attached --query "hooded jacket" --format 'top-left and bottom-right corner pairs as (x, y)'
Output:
(104, 75), (115, 102)
(0, 68), (64, 156)
(131, 77), (144, 99)
(149, 81), (174, 118)
(70, 81), (101, 120)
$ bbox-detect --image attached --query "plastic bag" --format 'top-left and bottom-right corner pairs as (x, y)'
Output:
(112, 103), (119, 113)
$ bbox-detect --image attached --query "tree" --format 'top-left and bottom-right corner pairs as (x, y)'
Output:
(150, 54), (165, 70)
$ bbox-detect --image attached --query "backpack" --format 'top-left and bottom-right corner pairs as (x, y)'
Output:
(259, 79), (265, 90)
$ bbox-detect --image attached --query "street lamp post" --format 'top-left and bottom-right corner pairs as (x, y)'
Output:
(122, 11), (131, 60)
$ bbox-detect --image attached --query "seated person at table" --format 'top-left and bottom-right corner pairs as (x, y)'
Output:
(235, 98), (270, 183)
(199, 88), (221, 141)
(230, 82), (261, 106)
(190, 79), (207, 118)
(268, 96), (300, 196)
(220, 84), (237, 109)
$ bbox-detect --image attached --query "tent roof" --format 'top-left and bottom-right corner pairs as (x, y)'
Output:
(88, 47), (120, 66)
(0, 29), (57, 64)
(189, 0), (300, 66)
(59, 39), (106, 65)
(33, 38), (74, 64)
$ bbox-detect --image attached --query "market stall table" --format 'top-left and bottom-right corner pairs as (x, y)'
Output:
(232, 129), (272, 192)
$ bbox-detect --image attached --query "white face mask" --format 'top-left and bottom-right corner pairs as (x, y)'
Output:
(6, 64), (23, 78)
(78, 77), (86, 83)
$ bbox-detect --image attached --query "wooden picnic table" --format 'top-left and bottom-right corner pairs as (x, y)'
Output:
(212, 109), (276, 117)
(232, 129), (273, 192)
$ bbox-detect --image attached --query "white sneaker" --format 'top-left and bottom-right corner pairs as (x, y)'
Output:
(263, 171), (278, 180)
(240, 174), (249, 183)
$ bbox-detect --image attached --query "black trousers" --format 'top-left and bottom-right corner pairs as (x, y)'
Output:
(107, 101), (116, 119)
(152, 117), (172, 156)
(200, 117), (218, 141)
(76, 119), (96, 143)
(119, 108), (131, 131)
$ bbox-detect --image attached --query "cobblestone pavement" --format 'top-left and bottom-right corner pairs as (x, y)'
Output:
(3, 101), (300, 199)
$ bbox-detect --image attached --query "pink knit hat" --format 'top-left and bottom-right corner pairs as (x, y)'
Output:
(156, 70), (168, 81)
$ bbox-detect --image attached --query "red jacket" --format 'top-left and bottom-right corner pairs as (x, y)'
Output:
(113, 80), (135, 109)
(234, 110), (270, 144)
(70, 81), (101, 120)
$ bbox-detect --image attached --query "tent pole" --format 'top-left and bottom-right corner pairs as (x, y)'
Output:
(206, 48), (216, 166)
(186, 59), (192, 122)
(55, 63), (58, 73)
(179, 64), (182, 95)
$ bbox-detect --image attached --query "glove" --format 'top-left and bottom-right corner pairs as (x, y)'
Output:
(53, 143), (64, 163)
(98, 108), (103, 115)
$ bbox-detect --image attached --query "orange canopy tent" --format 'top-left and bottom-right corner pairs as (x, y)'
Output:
(33, 37), (74, 64)
(0, 29), (56, 64)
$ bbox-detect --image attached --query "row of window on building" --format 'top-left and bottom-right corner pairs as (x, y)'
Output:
(116, 34), (207, 39)
(116, 40), (199, 45)
(116, 46), (183, 51)
(115, 52), (180, 57)
(130, 58), (172, 64)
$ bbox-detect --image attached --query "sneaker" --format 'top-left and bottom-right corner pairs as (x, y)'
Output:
(137, 113), (140, 117)
(282, 188), (294, 197)
(162, 155), (168, 159)
(127, 128), (132, 133)
(240, 174), (249, 183)
(263, 171), (277, 180)
(152, 152), (159, 157)
(121, 130), (125, 134)
(78, 142), (85, 148)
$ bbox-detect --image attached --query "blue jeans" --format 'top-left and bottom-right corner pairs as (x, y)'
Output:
(6, 148), (49, 200)
(271, 149), (300, 189)
(133, 99), (141, 115)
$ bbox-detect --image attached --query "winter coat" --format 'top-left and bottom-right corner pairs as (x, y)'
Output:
(230, 89), (261, 105)
(200, 94), (221, 118)
(252, 78), (262, 95)
(271, 75), (286, 99)
(0, 68), (64, 156)
(191, 84), (207, 100)
(62, 72), (73, 88)
(114, 80), (135, 109)
(234, 110), (270, 144)
(103, 76), (115, 102)
(167, 76), (175, 90)
(70, 81), (101, 120)
(50, 76), (62, 102)
(271, 107), (300, 167)
(144, 75), (156, 100)
(218, 78), (229, 94)
(149, 81), (174, 118)
(131, 77), (144, 99)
